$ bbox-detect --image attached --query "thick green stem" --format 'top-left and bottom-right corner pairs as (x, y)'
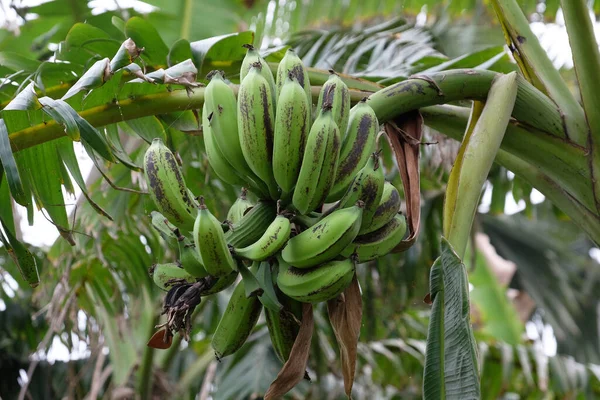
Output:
(367, 69), (569, 139)
(561, 0), (600, 212)
(137, 316), (158, 399)
(421, 104), (600, 245)
(8, 85), (371, 152)
(368, 72), (593, 211)
(491, 0), (588, 145)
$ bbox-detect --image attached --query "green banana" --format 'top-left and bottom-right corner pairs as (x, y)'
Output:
(272, 75), (310, 194)
(308, 108), (342, 211)
(240, 44), (277, 106)
(265, 293), (303, 363)
(276, 48), (311, 108)
(150, 211), (179, 246)
(233, 213), (291, 261)
(176, 231), (209, 278)
(361, 181), (401, 234)
(203, 105), (269, 197)
(337, 153), (385, 233)
(204, 72), (249, 172)
(292, 108), (340, 214)
(282, 203), (363, 268)
(238, 63), (279, 199)
(276, 257), (356, 303)
(144, 138), (197, 232)
(193, 197), (237, 277)
(225, 201), (277, 248)
(200, 271), (238, 296)
(340, 214), (407, 262)
(316, 72), (350, 135)
(151, 262), (196, 291)
(211, 278), (263, 359)
(326, 99), (378, 202)
(227, 188), (254, 224)
(202, 112), (246, 185)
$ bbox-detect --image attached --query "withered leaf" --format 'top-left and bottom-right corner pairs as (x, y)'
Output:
(384, 111), (423, 252)
(327, 276), (362, 399)
(147, 328), (173, 350)
(264, 303), (314, 400)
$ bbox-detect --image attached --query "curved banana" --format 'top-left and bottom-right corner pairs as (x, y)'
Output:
(316, 72), (350, 135)
(144, 138), (197, 232)
(227, 188), (254, 224)
(202, 112), (246, 185)
(361, 182), (401, 234)
(337, 153), (385, 233)
(276, 48), (311, 108)
(238, 63), (279, 199)
(340, 214), (407, 262)
(276, 257), (356, 303)
(292, 108), (340, 214)
(240, 44), (277, 106)
(281, 203), (363, 268)
(211, 278), (263, 359)
(225, 201), (277, 248)
(265, 293), (302, 363)
(151, 262), (196, 291)
(176, 233), (209, 278)
(233, 213), (291, 261)
(204, 72), (250, 173)
(193, 197), (237, 277)
(327, 99), (378, 202)
(308, 108), (342, 211)
(272, 75), (310, 194)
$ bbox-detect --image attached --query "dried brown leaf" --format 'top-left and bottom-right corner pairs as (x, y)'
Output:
(327, 276), (362, 398)
(147, 328), (173, 349)
(384, 111), (423, 252)
(264, 303), (314, 400)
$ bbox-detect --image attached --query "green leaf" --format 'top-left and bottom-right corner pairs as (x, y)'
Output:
(112, 16), (126, 34)
(55, 137), (113, 220)
(15, 141), (73, 244)
(104, 124), (141, 170)
(63, 23), (121, 65)
(0, 51), (41, 73)
(0, 168), (15, 235)
(0, 119), (28, 205)
(190, 31), (254, 76)
(61, 58), (111, 100)
(125, 116), (167, 143)
(158, 110), (199, 133)
(41, 98), (115, 162)
(468, 246), (524, 345)
(110, 38), (143, 72)
(125, 17), (169, 68)
(423, 237), (480, 399)
(168, 38), (192, 67)
(38, 97), (81, 140)
(0, 216), (39, 288)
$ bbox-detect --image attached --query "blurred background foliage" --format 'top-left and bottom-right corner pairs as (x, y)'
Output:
(1, 0), (600, 398)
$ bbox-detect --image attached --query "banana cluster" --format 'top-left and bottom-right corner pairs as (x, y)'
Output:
(142, 46), (407, 361)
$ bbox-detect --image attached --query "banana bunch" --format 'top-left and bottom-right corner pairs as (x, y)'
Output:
(141, 46), (409, 363)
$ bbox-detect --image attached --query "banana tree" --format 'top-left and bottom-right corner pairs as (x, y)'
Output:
(1, 0), (600, 398)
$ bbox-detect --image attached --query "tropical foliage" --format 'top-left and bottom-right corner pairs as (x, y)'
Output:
(1, 0), (600, 398)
